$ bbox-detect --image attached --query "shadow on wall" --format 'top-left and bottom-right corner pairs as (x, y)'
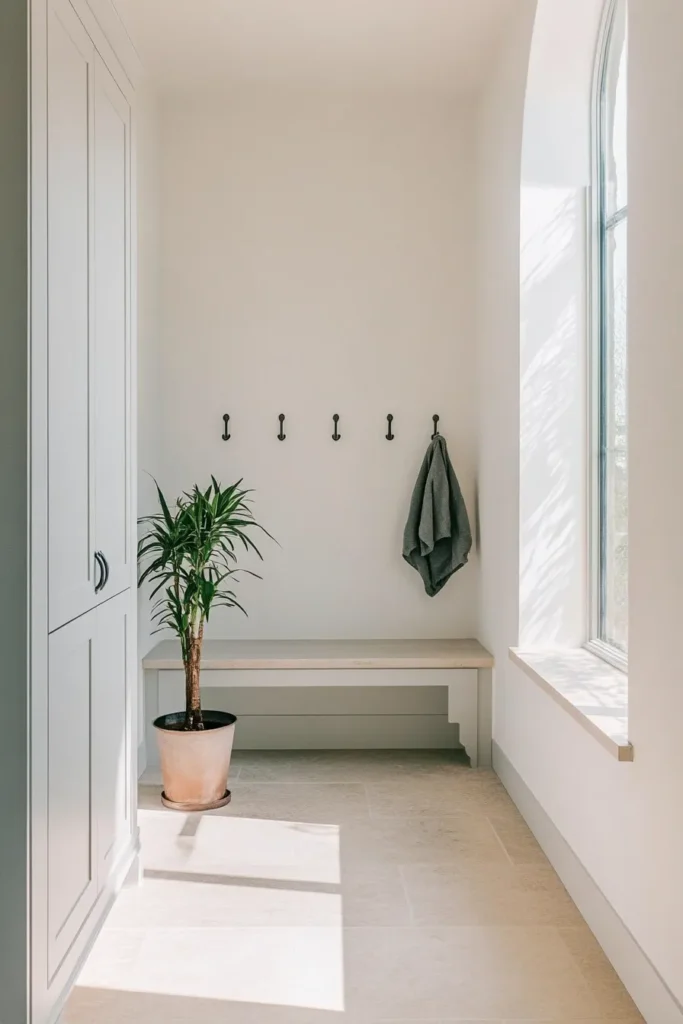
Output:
(519, 186), (586, 647)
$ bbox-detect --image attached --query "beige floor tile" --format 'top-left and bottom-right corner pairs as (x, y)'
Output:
(138, 784), (170, 810)
(343, 926), (601, 1020)
(141, 781), (370, 824)
(65, 986), (371, 1024)
(487, 815), (550, 865)
(341, 865), (411, 926)
(224, 782), (371, 823)
(107, 874), (343, 928)
(77, 926), (346, 1014)
(341, 815), (510, 866)
(401, 861), (584, 926)
(66, 753), (640, 1024)
(559, 926), (644, 1019)
(72, 927), (148, 990)
(232, 749), (470, 784)
(109, 866), (410, 931)
(367, 772), (519, 819)
(138, 807), (343, 885)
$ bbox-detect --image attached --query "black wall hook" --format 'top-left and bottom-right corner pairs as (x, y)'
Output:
(278, 413), (286, 441)
(386, 414), (394, 440)
(332, 414), (341, 441)
(432, 414), (440, 439)
(222, 413), (231, 441)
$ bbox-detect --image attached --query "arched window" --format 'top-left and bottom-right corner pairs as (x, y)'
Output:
(590, 0), (628, 663)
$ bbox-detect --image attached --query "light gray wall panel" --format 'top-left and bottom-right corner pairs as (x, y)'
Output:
(201, 685), (448, 716)
(231, 714), (459, 750)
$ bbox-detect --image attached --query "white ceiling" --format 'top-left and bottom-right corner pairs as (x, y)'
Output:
(112, 0), (517, 95)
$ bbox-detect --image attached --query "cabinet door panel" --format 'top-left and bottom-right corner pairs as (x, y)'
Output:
(93, 55), (132, 601)
(47, 0), (95, 632)
(93, 590), (133, 881)
(47, 612), (97, 978)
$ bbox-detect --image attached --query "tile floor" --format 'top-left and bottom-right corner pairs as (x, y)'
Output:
(64, 750), (644, 1024)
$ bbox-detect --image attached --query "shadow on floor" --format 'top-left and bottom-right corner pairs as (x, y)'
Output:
(65, 987), (359, 1024)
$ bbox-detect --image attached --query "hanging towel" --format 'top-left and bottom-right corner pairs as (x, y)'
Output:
(402, 434), (472, 597)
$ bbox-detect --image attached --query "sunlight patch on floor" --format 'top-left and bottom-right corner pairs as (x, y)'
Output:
(65, 752), (643, 1023)
(77, 921), (345, 1010)
(137, 808), (342, 884)
(76, 809), (345, 1012)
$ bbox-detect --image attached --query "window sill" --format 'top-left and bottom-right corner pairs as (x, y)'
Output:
(508, 647), (633, 762)
(584, 638), (628, 674)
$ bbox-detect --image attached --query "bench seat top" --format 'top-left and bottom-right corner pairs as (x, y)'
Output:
(143, 638), (494, 671)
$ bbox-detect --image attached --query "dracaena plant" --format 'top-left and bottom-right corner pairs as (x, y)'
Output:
(138, 478), (270, 730)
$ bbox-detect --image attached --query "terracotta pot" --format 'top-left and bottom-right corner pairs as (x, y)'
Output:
(154, 710), (237, 811)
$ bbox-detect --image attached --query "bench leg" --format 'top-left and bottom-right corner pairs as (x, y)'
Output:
(448, 669), (478, 768)
(476, 667), (493, 767)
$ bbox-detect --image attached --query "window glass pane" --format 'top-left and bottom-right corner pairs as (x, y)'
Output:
(603, 0), (628, 216)
(601, 216), (628, 650)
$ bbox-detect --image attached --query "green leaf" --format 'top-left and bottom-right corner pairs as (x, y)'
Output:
(138, 475), (274, 723)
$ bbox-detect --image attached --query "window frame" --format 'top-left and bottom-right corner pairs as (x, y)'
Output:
(586, 0), (628, 673)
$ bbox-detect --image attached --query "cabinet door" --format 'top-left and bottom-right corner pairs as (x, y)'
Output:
(93, 55), (132, 601)
(93, 590), (134, 883)
(46, 611), (98, 979)
(47, 0), (96, 632)
(45, 589), (134, 982)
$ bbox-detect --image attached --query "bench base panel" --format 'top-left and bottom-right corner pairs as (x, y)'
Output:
(143, 668), (491, 770)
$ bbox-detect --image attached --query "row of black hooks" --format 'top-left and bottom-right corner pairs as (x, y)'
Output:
(222, 413), (440, 442)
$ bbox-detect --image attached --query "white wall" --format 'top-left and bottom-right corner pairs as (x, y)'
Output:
(137, 85), (161, 645)
(479, 0), (683, 1013)
(136, 84), (161, 767)
(476, 0), (536, 708)
(150, 89), (479, 641)
(626, 0), (683, 999)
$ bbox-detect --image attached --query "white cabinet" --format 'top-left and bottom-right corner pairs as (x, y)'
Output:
(0, 0), (137, 1022)
(47, 0), (132, 633)
(27, 1), (139, 1022)
(43, 591), (134, 989)
(46, 609), (99, 979)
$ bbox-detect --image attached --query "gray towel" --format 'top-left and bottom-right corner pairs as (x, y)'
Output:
(402, 435), (472, 597)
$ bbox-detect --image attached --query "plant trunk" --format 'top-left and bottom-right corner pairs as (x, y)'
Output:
(184, 625), (204, 730)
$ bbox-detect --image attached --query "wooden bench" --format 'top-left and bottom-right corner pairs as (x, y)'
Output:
(142, 639), (494, 768)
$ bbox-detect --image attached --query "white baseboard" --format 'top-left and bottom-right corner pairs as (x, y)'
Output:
(493, 741), (683, 1024)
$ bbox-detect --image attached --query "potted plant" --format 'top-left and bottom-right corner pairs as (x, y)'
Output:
(138, 477), (269, 811)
